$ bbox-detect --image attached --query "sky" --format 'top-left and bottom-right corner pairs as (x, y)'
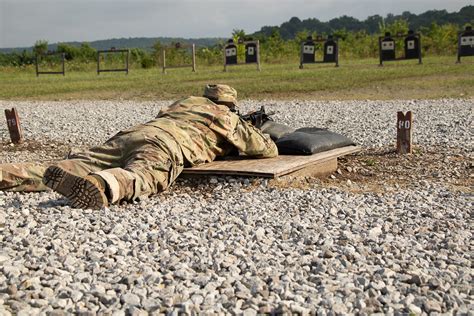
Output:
(0, 0), (471, 48)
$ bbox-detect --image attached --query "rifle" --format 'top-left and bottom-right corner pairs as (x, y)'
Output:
(239, 106), (274, 128)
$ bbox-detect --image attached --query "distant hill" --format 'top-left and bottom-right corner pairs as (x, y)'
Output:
(0, 37), (225, 54)
(252, 5), (474, 39)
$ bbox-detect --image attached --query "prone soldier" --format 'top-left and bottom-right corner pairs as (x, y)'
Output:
(0, 84), (278, 209)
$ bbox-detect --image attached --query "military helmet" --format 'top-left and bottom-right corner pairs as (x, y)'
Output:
(203, 84), (238, 109)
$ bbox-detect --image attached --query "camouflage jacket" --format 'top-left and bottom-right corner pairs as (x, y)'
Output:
(144, 96), (278, 166)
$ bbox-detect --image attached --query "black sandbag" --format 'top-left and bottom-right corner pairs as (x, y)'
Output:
(295, 127), (330, 133)
(275, 128), (355, 155)
(260, 121), (296, 141)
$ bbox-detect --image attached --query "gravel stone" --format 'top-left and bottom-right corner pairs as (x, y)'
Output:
(0, 98), (472, 314)
(408, 304), (422, 314)
(40, 288), (54, 299)
(423, 299), (442, 313)
(120, 293), (140, 306)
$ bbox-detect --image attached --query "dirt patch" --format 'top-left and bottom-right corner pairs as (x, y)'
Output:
(269, 146), (473, 194)
(1, 139), (72, 161)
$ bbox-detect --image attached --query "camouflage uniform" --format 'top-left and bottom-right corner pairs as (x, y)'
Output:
(0, 96), (277, 204)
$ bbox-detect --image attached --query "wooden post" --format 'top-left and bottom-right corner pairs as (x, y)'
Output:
(378, 37), (383, 67)
(126, 50), (129, 75)
(456, 32), (462, 64)
(62, 53), (65, 76)
(397, 111), (413, 154)
(97, 51), (100, 75)
(417, 35), (423, 65)
(162, 49), (166, 74)
(35, 55), (39, 77)
(299, 42), (304, 69)
(223, 45), (227, 72)
(5, 108), (23, 144)
(256, 40), (261, 71)
(192, 44), (196, 72)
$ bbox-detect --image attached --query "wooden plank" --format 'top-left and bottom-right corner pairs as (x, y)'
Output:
(164, 64), (194, 69)
(282, 158), (337, 178)
(37, 71), (65, 75)
(98, 69), (128, 72)
(182, 145), (360, 178)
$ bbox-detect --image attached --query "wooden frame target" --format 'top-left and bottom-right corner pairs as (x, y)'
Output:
(161, 43), (196, 74)
(97, 48), (130, 75)
(35, 52), (65, 77)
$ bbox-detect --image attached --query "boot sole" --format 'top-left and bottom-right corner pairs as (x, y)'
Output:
(43, 166), (108, 209)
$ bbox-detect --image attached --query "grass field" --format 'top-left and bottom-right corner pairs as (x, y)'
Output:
(0, 56), (472, 100)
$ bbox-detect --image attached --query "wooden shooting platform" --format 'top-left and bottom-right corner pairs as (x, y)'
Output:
(183, 145), (360, 179)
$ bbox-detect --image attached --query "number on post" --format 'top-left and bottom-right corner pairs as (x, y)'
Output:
(397, 111), (413, 154)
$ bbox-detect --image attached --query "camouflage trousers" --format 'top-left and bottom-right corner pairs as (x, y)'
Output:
(0, 125), (184, 203)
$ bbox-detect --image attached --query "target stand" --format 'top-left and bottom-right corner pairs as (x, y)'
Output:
(299, 35), (339, 69)
(456, 26), (474, 63)
(223, 39), (261, 72)
(161, 43), (196, 74)
(379, 31), (422, 66)
(35, 52), (65, 77)
(97, 48), (130, 75)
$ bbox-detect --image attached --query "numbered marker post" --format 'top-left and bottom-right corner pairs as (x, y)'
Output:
(397, 111), (413, 154)
(5, 108), (24, 144)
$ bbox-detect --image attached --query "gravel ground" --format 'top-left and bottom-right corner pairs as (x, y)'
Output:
(0, 99), (473, 315)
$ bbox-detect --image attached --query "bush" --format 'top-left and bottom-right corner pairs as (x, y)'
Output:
(141, 54), (155, 69)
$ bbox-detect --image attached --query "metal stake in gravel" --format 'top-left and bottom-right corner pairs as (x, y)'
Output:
(5, 107), (24, 144)
(397, 111), (413, 154)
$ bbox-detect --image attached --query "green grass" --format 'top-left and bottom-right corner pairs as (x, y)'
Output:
(0, 56), (472, 100)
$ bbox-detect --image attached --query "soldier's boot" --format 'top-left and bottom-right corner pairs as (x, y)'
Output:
(43, 166), (109, 209)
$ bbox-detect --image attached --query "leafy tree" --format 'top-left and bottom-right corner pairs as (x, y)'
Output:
(33, 40), (48, 56)
(379, 19), (409, 35)
(365, 15), (384, 33)
(78, 43), (96, 61)
(232, 29), (246, 42)
(57, 43), (80, 60)
(196, 46), (221, 66)
(279, 17), (302, 39)
(422, 23), (459, 55)
(329, 15), (364, 32)
(252, 5), (473, 37)
(130, 48), (155, 68)
(140, 54), (155, 68)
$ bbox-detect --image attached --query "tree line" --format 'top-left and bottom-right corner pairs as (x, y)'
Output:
(0, 7), (472, 69)
(254, 5), (473, 39)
